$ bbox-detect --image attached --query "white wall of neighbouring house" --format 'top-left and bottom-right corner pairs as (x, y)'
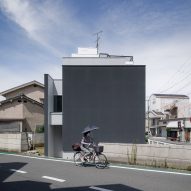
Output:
(150, 95), (189, 118)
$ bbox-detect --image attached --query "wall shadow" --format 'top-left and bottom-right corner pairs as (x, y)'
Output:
(0, 162), (142, 191)
(0, 162), (28, 182)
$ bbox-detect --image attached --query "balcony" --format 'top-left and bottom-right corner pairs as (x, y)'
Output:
(50, 112), (62, 125)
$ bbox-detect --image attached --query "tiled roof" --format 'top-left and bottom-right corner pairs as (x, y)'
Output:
(0, 81), (44, 96)
(0, 94), (43, 107)
(152, 110), (164, 116)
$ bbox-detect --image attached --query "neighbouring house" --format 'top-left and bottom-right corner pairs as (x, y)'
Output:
(0, 81), (44, 152)
(148, 94), (191, 142)
(146, 110), (165, 136)
(44, 48), (145, 158)
(0, 80), (44, 104)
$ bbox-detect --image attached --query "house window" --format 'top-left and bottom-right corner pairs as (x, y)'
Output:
(54, 96), (62, 112)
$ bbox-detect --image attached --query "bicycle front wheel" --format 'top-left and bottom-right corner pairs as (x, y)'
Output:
(94, 153), (108, 169)
(74, 152), (82, 166)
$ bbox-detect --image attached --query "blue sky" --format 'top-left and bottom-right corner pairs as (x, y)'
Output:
(0, 0), (191, 100)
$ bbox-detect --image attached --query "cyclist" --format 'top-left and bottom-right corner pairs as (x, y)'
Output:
(80, 131), (95, 162)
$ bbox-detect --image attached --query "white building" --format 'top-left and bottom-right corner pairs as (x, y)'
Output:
(148, 94), (191, 142)
(149, 94), (189, 118)
(44, 49), (144, 158)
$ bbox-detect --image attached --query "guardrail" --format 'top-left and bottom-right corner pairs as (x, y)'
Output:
(148, 139), (174, 146)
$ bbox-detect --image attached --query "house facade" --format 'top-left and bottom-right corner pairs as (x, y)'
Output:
(0, 81), (44, 133)
(0, 81), (44, 103)
(44, 52), (145, 158)
(148, 94), (191, 142)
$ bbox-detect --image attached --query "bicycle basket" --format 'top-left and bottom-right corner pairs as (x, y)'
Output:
(94, 146), (104, 153)
(72, 143), (81, 151)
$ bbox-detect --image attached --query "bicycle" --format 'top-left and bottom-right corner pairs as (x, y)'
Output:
(72, 144), (108, 169)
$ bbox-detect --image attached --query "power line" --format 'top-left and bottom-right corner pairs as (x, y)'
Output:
(157, 56), (191, 93)
(172, 79), (191, 94)
(158, 70), (191, 93)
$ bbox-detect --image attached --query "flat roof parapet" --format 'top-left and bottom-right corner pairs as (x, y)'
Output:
(62, 56), (134, 66)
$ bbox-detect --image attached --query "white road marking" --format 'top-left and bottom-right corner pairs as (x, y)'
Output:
(42, 176), (66, 183)
(10, 169), (27, 174)
(110, 165), (191, 176)
(1, 152), (191, 177)
(90, 186), (113, 191)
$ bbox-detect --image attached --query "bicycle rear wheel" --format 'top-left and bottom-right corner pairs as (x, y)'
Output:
(74, 152), (82, 166)
(94, 153), (108, 169)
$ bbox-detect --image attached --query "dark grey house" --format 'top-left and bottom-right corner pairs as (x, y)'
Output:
(44, 55), (145, 158)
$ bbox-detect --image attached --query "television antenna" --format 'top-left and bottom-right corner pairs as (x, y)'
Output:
(93, 30), (103, 54)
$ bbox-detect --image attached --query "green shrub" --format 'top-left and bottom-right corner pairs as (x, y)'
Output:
(187, 166), (191, 171)
(35, 125), (44, 133)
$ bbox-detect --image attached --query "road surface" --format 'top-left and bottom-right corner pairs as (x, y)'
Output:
(0, 153), (191, 191)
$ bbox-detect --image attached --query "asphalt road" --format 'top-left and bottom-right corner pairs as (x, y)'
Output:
(0, 153), (191, 191)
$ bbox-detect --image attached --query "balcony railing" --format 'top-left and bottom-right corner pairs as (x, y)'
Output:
(50, 112), (62, 125)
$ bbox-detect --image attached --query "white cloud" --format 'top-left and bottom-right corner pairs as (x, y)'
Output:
(0, 0), (60, 55)
(0, 0), (90, 57)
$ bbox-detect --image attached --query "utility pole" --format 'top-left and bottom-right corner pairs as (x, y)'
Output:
(94, 30), (103, 54)
(147, 99), (150, 133)
(147, 94), (152, 133)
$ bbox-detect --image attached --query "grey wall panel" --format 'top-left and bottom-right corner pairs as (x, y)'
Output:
(53, 126), (63, 158)
(62, 65), (145, 151)
(44, 74), (54, 156)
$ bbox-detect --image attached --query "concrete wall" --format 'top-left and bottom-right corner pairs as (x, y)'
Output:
(101, 143), (191, 170)
(5, 85), (44, 103)
(0, 101), (23, 119)
(0, 133), (28, 152)
(0, 133), (44, 153)
(33, 133), (44, 146)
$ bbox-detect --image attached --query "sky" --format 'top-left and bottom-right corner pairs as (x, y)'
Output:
(0, 0), (191, 101)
